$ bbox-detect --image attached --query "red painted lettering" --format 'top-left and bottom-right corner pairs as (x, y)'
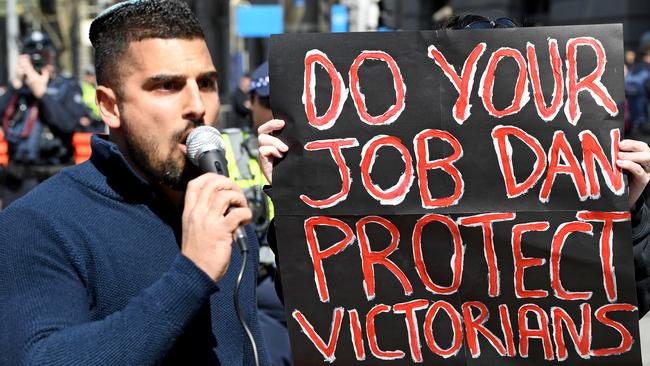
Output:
(577, 211), (631, 302)
(300, 138), (359, 208)
(526, 39), (564, 122)
(511, 222), (550, 298)
(499, 304), (517, 357)
(458, 212), (516, 297)
(565, 37), (618, 125)
(462, 301), (507, 358)
(551, 303), (592, 361)
(292, 307), (345, 362)
(424, 300), (464, 358)
(540, 131), (589, 202)
(360, 135), (414, 205)
(518, 304), (554, 360)
(303, 49), (348, 129)
(349, 50), (406, 125)
(414, 129), (464, 208)
(428, 43), (487, 124)
(551, 221), (594, 300)
(492, 125), (547, 198)
(413, 214), (464, 294)
(356, 216), (414, 300)
(304, 216), (355, 302)
(579, 129), (624, 199)
(393, 299), (429, 362)
(479, 47), (530, 118)
(366, 304), (406, 360)
(348, 309), (366, 360)
(591, 303), (637, 357)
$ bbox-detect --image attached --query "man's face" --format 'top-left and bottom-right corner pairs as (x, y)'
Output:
(85, 73), (96, 85)
(239, 76), (251, 92)
(250, 94), (273, 133)
(116, 38), (220, 190)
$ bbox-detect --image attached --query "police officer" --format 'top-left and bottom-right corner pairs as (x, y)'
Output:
(221, 61), (292, 365)
(79, 65), (105, 133)
(0, 32), (86, 208)
(221, 62), (275, 251)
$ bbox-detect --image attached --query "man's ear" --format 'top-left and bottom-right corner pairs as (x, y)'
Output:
(96, 85), (121, 129)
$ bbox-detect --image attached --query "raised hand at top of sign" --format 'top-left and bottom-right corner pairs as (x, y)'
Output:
(258, 119), (288, 184)
(617, 139), (650, 209)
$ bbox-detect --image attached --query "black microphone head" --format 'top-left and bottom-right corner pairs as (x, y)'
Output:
(186, 126), (226, 167)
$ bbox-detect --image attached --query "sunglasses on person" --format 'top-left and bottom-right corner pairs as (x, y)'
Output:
(464, 17), (517, 29)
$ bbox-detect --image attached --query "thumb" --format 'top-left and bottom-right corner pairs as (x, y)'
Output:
(41, 68), (51, 80)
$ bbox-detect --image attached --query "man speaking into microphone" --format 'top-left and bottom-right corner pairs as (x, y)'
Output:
(0, 1), (269, 365)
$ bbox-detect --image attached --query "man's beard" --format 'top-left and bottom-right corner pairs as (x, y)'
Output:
(122, 119), (202, 191)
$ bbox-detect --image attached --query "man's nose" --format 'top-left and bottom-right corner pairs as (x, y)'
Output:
(182, 81), (206, 121)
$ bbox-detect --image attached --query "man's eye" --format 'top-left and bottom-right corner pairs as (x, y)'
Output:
(198, 79), (217, 90)
(160, 81), (176, 90)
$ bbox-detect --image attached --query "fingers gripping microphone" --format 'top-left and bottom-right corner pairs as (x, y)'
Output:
(186, 126), (248, 252)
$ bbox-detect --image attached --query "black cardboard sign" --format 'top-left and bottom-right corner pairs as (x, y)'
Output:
(269, 24), (641, 365)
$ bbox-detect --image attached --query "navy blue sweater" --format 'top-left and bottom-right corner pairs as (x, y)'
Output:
(0, 136), (269, 365)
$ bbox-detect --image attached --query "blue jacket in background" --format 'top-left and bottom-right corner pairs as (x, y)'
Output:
(0, 76), (86, 165)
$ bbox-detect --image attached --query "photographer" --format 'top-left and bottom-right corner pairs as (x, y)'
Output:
(0, 31), (85, 207)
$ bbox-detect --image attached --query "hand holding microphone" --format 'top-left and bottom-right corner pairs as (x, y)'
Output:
(180, 126), (252, 282)
(184, 127), (261, 365)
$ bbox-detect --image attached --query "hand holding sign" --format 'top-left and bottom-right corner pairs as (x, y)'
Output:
(617, 139), (650, 208)
(258, 119), (288, 184)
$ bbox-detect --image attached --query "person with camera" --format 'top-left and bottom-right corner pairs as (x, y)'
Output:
(0, 31), (86, 208)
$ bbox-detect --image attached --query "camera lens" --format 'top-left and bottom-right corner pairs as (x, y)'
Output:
(29, 53), (44, 74)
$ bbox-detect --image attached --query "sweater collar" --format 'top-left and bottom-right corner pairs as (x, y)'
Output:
(89, 134), (156, 202)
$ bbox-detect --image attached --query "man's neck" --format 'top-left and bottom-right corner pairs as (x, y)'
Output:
(108, 133), (185, 210)
(158, 185), (184, 210)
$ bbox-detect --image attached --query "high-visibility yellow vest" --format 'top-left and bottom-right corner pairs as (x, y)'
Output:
(81, 81), (100, 120)
(221, 128), (274, 244)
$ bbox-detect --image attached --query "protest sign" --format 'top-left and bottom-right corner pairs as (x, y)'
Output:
(269, 24), (641, 365)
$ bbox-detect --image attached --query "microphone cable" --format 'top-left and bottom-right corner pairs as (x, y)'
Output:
(233, 233), (260, 366)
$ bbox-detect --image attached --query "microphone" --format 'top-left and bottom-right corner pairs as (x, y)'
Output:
(187, 126), (261, 366)
(186, 125), (248, 252)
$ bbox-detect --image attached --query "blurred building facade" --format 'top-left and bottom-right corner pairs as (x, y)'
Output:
(1, 0), (650, 109)
(450, 0), (650, 51)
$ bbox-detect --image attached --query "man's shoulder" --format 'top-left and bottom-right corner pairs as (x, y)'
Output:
(0, 175), (75, 239)
(0, 166), (101, 276)
(4, 164), (97, 214)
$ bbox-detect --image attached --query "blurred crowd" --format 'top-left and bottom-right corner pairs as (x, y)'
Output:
(0, 31), (105, 209)
(625, 44), (650, 137)
(3, 29), (650, 209)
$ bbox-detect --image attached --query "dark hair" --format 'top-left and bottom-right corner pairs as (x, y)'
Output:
(89, 0), (205, 90)
(441, 15), (518, 30)
(250, 92), (271, 110)
(640, 44), (650, 58)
